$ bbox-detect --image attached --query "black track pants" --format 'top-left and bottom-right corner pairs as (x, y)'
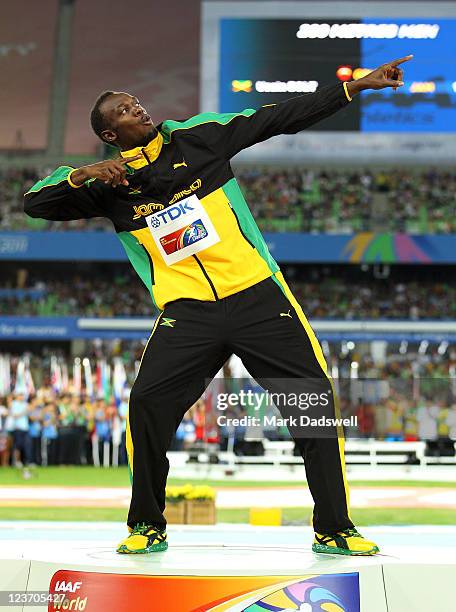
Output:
(126, 273), (354, 534)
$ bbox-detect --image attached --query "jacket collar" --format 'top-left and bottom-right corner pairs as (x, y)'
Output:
(120, 131), (164, 170)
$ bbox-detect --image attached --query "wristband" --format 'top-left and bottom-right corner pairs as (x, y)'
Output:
(343, 82), (352, 102)
(67, 169), (84, 188)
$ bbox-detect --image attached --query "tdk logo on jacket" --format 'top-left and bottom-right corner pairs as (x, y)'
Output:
(149, 201), (195, 228)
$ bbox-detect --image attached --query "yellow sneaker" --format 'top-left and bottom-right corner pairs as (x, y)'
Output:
(116, 523), (168, 554)
(312, 528), (379, 556)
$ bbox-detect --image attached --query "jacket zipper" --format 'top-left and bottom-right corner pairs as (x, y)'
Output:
(193, 254), (219, 300)
(142, 148), (152, 164)
(140, 148), (219, 302)
(228, 201), (255, 249)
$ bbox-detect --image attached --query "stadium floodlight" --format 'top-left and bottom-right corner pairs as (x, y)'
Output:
(418, 341), (429, 354)
(438, 341), (449, 355)
(399, 341), (408, 355)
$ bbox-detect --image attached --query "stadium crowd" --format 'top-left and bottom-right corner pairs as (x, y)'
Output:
(2, 166), (456, 234)
(0, 390), (215, 468)
(1, 351), (455, 468)
(239, 167), (456, 234)
(1, 268), (455, 320)
(0, 269), (152, 317)
(0, 167), (111, 232)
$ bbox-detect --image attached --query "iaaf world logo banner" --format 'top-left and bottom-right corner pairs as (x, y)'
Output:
(48, 573), (87, 610)
(149, 200), (195, 228)
(47, 570), (359, 611)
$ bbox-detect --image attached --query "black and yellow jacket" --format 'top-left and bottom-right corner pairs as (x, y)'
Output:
(24, 83), (351, 311)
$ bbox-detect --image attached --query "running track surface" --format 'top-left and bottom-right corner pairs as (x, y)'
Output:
(0, 486), (455, 508)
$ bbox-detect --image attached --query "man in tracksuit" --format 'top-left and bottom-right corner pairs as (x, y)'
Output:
(24, 55), (411, 555)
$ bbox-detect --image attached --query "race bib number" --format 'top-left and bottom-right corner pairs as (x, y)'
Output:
(145, 194), (220, 265)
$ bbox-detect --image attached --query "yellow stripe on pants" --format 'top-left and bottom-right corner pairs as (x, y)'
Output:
(273, 271), (352, 522)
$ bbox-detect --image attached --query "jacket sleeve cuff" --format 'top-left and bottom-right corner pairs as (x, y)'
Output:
(67, 169), (84, 189)
(343, 82), (352, 102)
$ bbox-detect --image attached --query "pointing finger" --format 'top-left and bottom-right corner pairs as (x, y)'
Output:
(389, 55), (413, 67)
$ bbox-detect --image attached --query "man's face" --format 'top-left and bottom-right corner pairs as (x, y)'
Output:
(100, 92), (156, 149)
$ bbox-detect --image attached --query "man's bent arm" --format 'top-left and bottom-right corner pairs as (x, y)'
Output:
(203, 55), (411, 159)
(204, 83), (350, 160)
(24, 166), (107, 221)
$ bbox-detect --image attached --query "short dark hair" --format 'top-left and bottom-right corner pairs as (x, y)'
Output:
(90, 91), (115, 140)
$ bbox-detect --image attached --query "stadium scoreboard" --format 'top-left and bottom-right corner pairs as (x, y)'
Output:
(219, 18), (456, 133)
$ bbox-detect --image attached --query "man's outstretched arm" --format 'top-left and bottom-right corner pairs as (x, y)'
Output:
(24, 156), (141, 221)
(204, 55), (412, 159)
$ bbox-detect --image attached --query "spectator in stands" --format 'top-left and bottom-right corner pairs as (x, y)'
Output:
(354, 403), (375, 439)
(204, 411), (220, 445)
(384, 393), (405, 442)
(42, 402), (58, 465)
(172, 421), (186, 451)
(118, 394), (129, 465)
(0, 348), (454, 465)
(94, 399), (112, 465)
(0, 397), (11, 467)
(181, 411), (196, 449)
(447, 404), (456, 444)
(28, 397), (43, 465)
(72, 398), (89, 465)
(403, 403), (419, 442)
(417, 398), (439, 456)
(4, 269), (456, 320)
(193, 399), (206, 443)
(10, 393), (31, 466)
(436, 403), (455, 457)
(3, 165), (456, 233)
(58, 394), (78, 465)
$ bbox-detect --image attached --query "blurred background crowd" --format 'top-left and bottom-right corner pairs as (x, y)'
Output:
(1, 347), (455, 468)
(2, 166), (456, 234)
(1, 263), (455, 320)
(2, 160), (455, 467)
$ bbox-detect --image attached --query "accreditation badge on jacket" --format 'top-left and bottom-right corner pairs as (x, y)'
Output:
(145, 194), (220, 265)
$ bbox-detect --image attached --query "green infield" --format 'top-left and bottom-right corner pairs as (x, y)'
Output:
(0, 505), (454, 525)
(0, 466), (455, 489)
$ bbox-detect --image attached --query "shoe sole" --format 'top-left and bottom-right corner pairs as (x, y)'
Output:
(312, 543), (379, 556)
(117, 541), (168, 554)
